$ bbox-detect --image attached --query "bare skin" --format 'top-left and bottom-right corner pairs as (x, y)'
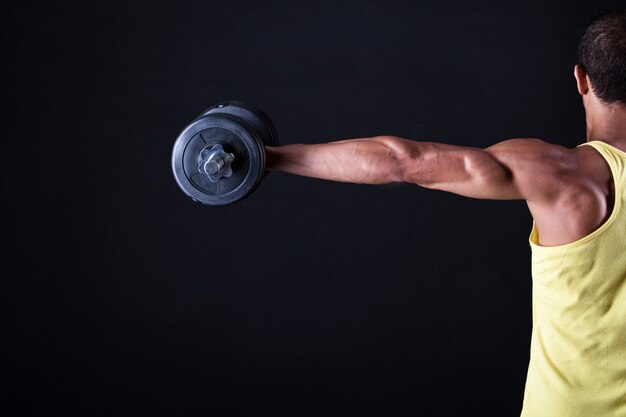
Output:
(266, 65), (626, 246)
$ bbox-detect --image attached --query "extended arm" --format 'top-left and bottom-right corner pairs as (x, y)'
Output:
(265, 136), (573, 201)
(265, 136), (615, 246)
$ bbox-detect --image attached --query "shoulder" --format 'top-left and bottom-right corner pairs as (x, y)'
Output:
(491, 138), (614, 173)
(485, 138), (613, 202)
(484, 138), (581, 200)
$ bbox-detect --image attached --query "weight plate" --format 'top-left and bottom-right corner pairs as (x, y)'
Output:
(172, 114), (265, 206)
(201, 101), (279, 147)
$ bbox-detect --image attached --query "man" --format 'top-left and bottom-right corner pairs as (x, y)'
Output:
(265, 8), (626, 417)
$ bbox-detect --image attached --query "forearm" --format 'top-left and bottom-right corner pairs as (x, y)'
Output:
(265, 136), (413, 184)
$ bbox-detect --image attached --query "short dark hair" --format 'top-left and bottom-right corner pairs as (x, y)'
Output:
(577, 7), (626, 105)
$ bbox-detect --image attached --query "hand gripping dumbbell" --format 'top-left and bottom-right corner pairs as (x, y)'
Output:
(171, 101), (279, 206)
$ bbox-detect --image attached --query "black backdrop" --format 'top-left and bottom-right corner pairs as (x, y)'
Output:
(4, 1), (620, 416)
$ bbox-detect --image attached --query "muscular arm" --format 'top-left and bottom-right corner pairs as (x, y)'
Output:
(265, 136), (616, 246)
(265, 136), (574, 202)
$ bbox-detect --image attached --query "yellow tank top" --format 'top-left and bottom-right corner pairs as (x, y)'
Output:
(521, 141), (626, 417)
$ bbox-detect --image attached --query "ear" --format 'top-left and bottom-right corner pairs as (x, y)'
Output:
(574, 64), (589, 95)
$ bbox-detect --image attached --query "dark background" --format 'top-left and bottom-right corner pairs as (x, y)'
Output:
(3, 0), (620, 416)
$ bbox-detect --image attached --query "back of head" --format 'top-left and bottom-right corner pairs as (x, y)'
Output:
(578, 8), (626, 106)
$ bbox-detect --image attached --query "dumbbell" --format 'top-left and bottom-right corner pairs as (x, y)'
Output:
(171, 101), (279, 206)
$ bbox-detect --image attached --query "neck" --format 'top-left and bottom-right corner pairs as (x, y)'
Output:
(585, 95), (626, 147)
